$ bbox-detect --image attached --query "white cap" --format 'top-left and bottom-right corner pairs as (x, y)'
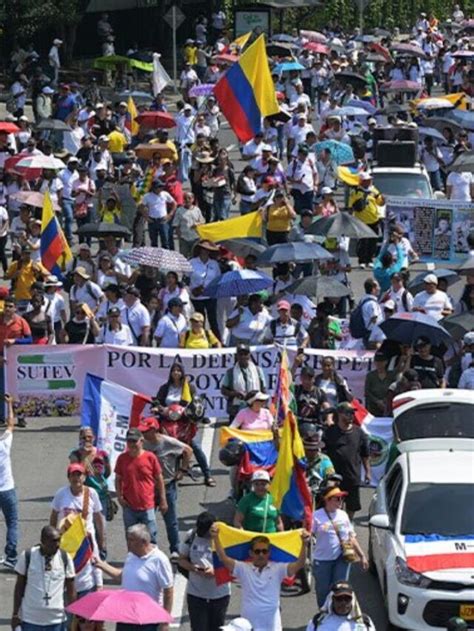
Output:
(98, 135), (109, 143)
(463, 331), (474, 345)
(53, 38), (63, 45)
(42, 86), (55, 95)
(261, 144), (273, 152)
(95, 102), (105, 109)
(384, 299), (396, 311)
(247, 391), (270, 405)
(368, 117), (377, 125)
(78, 110), (94, 122)
(221, 619), (253, 631)
(183, 104), (193, 111)
(251, 469), (271, 483)
(423, 273), (438, 285)
(19, 115), (29, 122)
(321, 186), (333, 195)
(359, 172), (372, 181)
(67, 156), (79, 164)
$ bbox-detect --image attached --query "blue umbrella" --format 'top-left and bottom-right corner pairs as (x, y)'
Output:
(119, 90), (153, 102)
(346, 99), (378, 114)
(418, 127), (446, 142)
(339, 106), (371, 117)
(256, 242), (333, 265)
(445, 109), (474, 131)
(408, 269), (459, 294)
(379, 312), (452, 346)
(274, 61), (305, 73)
(314, 140), (355, 165)
(203, 269), (273, 298)
(272, 34), (298, 43)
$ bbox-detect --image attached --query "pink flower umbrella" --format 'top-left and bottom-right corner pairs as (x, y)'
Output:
(66, 590), (173, 625)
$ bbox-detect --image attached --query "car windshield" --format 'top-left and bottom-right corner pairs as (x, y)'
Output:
(372, 173), (432, 198)
(394, 402), (474, 442)
(401, 484), (474, 537)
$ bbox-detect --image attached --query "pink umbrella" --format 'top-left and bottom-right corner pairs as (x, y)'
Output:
(303, 42), (329, 55)
(66, 589), (173, 624)
(300, 30), (327, 44)
(380, 80), (422, 93)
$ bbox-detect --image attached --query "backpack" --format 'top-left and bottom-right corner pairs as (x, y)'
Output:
(349, 296), (377, 340)
(176, 529), (197, 579)
(270, 318), (301, 340)
(184, 329), (212, 347)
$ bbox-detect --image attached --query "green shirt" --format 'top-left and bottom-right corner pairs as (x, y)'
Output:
(237, 491), (280, 533)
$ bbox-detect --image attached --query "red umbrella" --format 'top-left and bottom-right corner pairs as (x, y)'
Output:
(380, 80), (422, 93)
(0, 122), (20, 133)
(368, 42), (392, 62)
(135, 111), (176, 129)
(303, 42), (329, 55)
(300, 30), (327, 44)
(4, 153), (41, 181)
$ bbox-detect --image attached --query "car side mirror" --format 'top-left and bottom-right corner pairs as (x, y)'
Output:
(369, 514), (390, 529)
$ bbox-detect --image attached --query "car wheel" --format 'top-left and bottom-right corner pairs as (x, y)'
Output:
(368, 526), (377, 575)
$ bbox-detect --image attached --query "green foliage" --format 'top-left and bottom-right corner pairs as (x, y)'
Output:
(1, 0), (88, 42)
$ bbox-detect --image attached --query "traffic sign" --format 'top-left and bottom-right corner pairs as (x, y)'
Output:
(163, 5), (185, 29)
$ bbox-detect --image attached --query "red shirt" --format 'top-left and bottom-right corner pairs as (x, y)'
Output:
(0, 314), (31, 347)
(115, 450), (162, 511)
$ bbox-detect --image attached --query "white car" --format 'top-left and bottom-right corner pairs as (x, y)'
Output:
(368, 390), (474, 630)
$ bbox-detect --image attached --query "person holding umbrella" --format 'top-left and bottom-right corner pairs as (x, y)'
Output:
(348, 173), (384, 269)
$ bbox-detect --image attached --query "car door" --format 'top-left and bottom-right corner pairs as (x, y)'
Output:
(373, 464), (403, 582)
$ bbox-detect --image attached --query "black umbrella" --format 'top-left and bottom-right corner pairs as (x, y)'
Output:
(423, 117), (463, 135)
(37, 119), (72, 132)
(377, 103), (410, 115)
(391, 42), (427, 59)
(457, 255), (474, 276)
(441, 312), (474, 340)
(77, 222), (131, 238)
(266, 107), (292, 123)
(333, 71), (368, 88)
(307, 212), (379, 239)
(256, 242), (333, 265)
(267, 42), (296, 57)
(449, 151), (474, 174)
(408, 269), (459, 294)
(284, 274), (351, 299)
(218, 238), (267, 258)
(380, 312), (452, 346)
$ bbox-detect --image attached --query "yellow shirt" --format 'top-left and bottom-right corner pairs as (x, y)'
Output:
(107, 130), (128, 153)
(149, 139), (179, 163)
(183, 328), (219, 349)
(184, 45), (197, 65)
(100, 205), (121, 224)
(267, 204), (292, 233)
(5, 261), (47, 300)
(348, 187), (384, 225)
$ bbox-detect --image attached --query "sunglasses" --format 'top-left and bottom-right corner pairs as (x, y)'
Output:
(333, 595), (352, 602)
(252, 548), (270, 555)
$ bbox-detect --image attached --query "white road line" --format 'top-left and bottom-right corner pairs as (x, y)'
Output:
(170, 419), (216, 628)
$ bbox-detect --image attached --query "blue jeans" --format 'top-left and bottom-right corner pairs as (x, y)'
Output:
(429, 169), (443, 192)
(0, 488), (18, 563)
(122, 506), (157, 544)
(149, 218), (173, 250)
(239, 200), (254, 215)
(313, 555), (350, 608)
(191, 436), (210, 478)
(22, 624), (66, 631)
(213, 190), (231, 221)
(162, 481), (179, 554)
(62, 198), (74, 242)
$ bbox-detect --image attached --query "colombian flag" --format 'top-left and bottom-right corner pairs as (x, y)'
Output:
(40, 190), (73, 279)
(220, 426), (279, 471)
(214, 34), (279, 142)
(60, 514), (93, 573)
(270, 410), (313, 528)
(197, 210), (262, 241)
(213, 521), (302, 584)
(126, 96), (139, 136)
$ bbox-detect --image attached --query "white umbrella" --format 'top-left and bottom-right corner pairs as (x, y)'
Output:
(16, 155), (67, 170)
(417, 98), (454, 111)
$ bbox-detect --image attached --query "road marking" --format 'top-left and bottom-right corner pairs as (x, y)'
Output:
(170, 419), (216, 628)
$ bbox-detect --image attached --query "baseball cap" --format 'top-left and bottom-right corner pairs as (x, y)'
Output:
(321, 186), (333, 195)
(415, 335), (431, 348)
(126, 428), (143, 441)
(384, 299), (396, 311)
(424, 273), (438, 285)
(67, 463), (86, 476)
(261, 144), (272, 152)
(53, 38), (63, 45)
(137, 417), (160, 433)
(247, 391), (269, 405)
(168, 297), (184, 309)
(125, 286), (140, 297)
(463, 331), (474, 345)
(236, 343), (250, 354)
(0, 287), (10, 299)
(221, 619), (253, 631)
(374, 350), (388, 361)
(152, 179), (166, 188)
(107, 306), (121, 317)
(337, 401), (355, 415)
(251, 470), (271, 483)
(277, 300), (291, 311)
(78, 243), (91, 251)
(332, 581), (354, 597)
(42, 86), (55, 94)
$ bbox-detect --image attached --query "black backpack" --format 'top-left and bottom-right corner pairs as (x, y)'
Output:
(349, 296), (377, 340)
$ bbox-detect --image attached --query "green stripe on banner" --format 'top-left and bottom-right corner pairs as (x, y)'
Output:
(18, 354), (73, 365)
(18, 379), (76, 391)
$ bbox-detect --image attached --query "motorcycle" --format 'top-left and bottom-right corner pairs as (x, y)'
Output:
(152, 396), (207, 444)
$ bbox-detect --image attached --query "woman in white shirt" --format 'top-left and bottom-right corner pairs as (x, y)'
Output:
(95, 307), (133, 346)
(158, 271), (191, 319)
(154, 297), (188, 348)
(189, 240), (222, 340)
(446, 170), (473, 201)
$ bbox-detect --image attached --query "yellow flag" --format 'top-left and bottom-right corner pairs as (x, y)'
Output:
(197, 211), (262, 242)
(60, 514), (88, 556)
(232, 31), (252, 50)
(127, 96), (139, 136)
(182, 378), (193, 404)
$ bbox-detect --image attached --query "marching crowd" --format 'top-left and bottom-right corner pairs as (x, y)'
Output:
(0, 5), (473, 631)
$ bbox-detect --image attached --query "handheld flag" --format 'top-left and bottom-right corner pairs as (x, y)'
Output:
(271, 348), (297, 424)
(197, 210), (262, 241)
(126, 96), (139, 136)
(181, 378), (193, 404)
(214, 34), (279, 142)
(232, 31), (252, 51)
(60, 514), (93, 573)
(212, 521), (302, 584)
(220, 426), (279, 471)
(40, 190), (73, 279)
(152, 52), (172, 96)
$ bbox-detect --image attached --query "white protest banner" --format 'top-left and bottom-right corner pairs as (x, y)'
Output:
(7, 344), (375, 417)
(361, 416), (394, 487)
(385, 196), (474, 264)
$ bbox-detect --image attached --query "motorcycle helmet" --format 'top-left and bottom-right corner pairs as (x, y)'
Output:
(219, 438), (245, 466)
(186, 395), (206, 422)
(168, 403), (185, 421)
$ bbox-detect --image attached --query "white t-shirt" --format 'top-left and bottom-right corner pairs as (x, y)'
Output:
(361, 295), (383, 331)
(123, 301), (151, 344)
(51, 485), (102, 534)
(121, 547), (173, 603)
(154, 313), (187, 347)
(189, 258), (221, 300)
(15, 545), (75, 625)
(96, 298), (125, 322)
(0, 430), (14, 492)
(447, 171), (473, 201)
(228, 306), (272, 344)
(142, 191), (175, 220)
(412, 289), (452, 321)
(70, 281), (104, 310)
(0, 205), (9, 238)
(312, 507), (354, 561)
(458, 367), (474, 390)
(385, 287), (413, 313)
(233, 561), (288, 631)
(96, 323), (134, 346)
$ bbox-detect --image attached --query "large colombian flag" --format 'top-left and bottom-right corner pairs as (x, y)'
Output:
(220, 426), (279, 473)
(212, 521), (302, 584)
(214, 34), (279, 142)
(60, 514), (93, 573)
(40, 190), (73, 280)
